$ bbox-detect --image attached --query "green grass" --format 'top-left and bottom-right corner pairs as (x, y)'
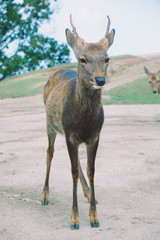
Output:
(1, 57), (158, 104)
(0, 76), (46, 98)
(0, 55), (135, 99)
(0, 63), (78, 98)
(0, 68), (51, 98)
(103, 77), (160, 105)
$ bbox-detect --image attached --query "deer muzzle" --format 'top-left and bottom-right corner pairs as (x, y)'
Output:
(95, 77), (106, 86)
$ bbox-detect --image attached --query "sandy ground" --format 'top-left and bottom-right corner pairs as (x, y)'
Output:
(0, 54), (160, 240)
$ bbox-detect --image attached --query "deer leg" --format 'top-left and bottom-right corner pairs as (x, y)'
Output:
(41, 129), (57, 205)
(87, 137), (100, 228)
(78, 160), (90, 202)
(79, 160), (98, 204)
(66, 137), (79, 230)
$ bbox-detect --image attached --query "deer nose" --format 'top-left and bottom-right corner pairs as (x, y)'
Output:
(95, 77), (106, 86)
(153, 90), (157, 94)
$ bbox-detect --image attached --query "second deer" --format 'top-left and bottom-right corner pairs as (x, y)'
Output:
(41, 15), (115, 230)
(144, 66), (160, 94)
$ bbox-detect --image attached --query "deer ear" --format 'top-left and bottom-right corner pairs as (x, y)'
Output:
(144, 66), (150, 75)
(108, 29), (115, 48)
(65, 28), (77, 49)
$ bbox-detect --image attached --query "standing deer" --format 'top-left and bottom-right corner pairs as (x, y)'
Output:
(144, 66), (160, 94)
(41, 15), (115, 230)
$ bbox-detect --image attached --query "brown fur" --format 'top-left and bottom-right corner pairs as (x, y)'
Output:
(41, 16), (115, 230)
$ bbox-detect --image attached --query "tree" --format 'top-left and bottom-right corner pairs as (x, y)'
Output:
(0, 0), (70, 80)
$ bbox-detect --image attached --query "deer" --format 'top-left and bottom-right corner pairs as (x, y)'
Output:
(41, 14), (115, 230)
(144, 66), (160, 94)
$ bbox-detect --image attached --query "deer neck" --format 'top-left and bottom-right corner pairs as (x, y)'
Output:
(75, 72), (102, 116)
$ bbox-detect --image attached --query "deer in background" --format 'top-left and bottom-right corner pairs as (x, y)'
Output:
(41, 15), (115, 230)
(144, 66), (160, 94)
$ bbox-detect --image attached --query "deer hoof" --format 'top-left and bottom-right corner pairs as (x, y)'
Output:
(70, 214), (79, 230)
(90, 221), (100, 228)
(70, 224), (79, 230)
(41, 199), (49, 205)
(41, 190), (49, 205)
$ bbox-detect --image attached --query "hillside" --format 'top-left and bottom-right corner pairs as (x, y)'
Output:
(107, 53), (160, 90)
(0, 53), (160, 103)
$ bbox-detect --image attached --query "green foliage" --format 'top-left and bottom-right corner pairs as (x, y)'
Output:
(0, 0), (70, 80)
(103, 78), (160, 104)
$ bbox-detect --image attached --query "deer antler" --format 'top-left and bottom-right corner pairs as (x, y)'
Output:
(105, 15), (111, 38)
(70, 14), (79, 38)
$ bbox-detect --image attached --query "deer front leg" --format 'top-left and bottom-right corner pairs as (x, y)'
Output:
(87, 137), (100, 228)
(66, 137), (79, 230)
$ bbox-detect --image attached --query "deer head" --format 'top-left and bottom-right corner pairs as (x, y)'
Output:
(144, 66), (160, 94)
(65, 15), (115, 89)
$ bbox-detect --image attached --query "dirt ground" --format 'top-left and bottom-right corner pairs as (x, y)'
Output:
(0, 54), (160, 240)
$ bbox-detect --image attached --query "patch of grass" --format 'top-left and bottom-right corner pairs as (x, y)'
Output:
(103, 77), (160, 105)
(0, 76), (47, 98)
(0, 62), (78, 98)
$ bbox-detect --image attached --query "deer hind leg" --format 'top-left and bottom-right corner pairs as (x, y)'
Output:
(66, 137), (79, 230)
(78, 160), (98, 204)
(41, 127), (57, 205)
(87, 137), (100, 228)
(78, 160), (90, 202)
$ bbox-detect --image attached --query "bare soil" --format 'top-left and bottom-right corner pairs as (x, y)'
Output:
(0, 54), (160, 240)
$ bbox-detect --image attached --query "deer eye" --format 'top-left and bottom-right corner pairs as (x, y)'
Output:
(104, 57), (110, 63)
(80, 58), (87, 64)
